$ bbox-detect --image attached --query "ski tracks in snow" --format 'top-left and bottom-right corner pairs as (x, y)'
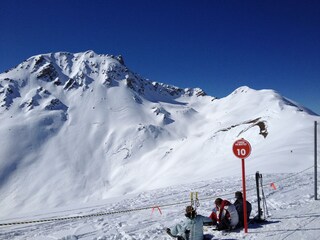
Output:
(1, 173), (320, 239)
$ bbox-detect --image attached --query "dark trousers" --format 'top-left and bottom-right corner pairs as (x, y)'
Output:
(217, 216), (231, 230)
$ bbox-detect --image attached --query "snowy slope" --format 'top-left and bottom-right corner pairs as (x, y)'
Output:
(0, 51), (319, 218)
(0, 172), (319, 239)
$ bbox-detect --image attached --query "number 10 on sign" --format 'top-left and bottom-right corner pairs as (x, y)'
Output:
(236, 148), (247, 157)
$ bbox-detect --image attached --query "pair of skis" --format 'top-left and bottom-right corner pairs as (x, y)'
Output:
(190, 192), (200, 209)
(255, 171), (270, 221)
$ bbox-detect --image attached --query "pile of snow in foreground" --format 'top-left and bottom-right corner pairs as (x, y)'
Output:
(0, 171), (319, 239)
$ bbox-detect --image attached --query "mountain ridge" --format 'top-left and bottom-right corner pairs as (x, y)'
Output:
(0, 51), (318, 217)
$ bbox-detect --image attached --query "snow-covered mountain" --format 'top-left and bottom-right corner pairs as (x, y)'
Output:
(0, 51), (318, 217)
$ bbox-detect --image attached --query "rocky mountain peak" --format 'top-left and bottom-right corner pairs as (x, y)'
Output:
(0, 51), (207, 113)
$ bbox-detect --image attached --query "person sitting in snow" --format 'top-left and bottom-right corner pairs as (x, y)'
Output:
(166, 205), (213, 240)
(209, 198), (239, 231)
(233, 191), (252, 228)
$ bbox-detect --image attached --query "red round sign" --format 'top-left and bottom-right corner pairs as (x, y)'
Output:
(233, 139), (252, 159)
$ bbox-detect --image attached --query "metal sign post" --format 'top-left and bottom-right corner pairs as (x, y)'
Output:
(233, 138), (252, 233)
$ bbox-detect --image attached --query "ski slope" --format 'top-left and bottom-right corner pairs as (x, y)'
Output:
(1, 171), (319, 239)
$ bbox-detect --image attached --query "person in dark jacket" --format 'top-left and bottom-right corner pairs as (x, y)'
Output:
(233, 191), (252, 228)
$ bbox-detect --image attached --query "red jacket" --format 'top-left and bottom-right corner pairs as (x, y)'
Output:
(210, 200), (239, 227)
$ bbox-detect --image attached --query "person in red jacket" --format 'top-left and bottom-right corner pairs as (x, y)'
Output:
(209, 198), (239, 230)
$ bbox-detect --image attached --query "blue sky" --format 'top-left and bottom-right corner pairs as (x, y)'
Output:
(1, 0), (319, 114)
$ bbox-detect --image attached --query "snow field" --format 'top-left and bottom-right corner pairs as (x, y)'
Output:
(1, 171), (319, 239)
